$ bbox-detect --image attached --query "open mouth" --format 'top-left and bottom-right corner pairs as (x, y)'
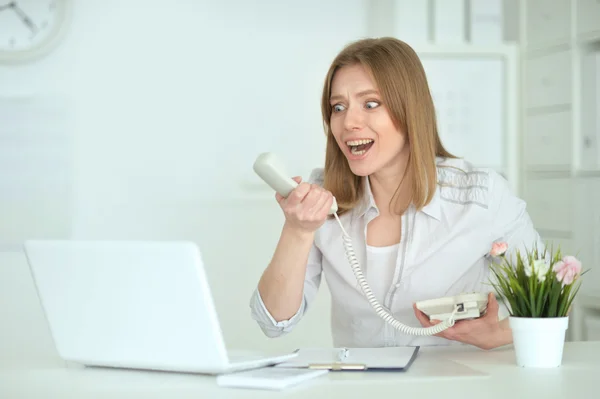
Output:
(346, 139), (374, 156)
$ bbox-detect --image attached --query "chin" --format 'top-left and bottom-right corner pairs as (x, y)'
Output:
(347, 162), (374, 177)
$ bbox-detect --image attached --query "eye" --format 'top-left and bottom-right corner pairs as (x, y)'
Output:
(332, 104), (346, 112)
(365, 101), (380, 109)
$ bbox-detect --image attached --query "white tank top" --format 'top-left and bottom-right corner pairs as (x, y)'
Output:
(366, 243), (400, 303)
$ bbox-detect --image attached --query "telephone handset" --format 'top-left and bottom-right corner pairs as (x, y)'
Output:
(253, 153), (338, 215)
(253, 152), (488, 336)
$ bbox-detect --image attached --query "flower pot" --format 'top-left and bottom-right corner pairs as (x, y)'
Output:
(508, 316), (569, 368)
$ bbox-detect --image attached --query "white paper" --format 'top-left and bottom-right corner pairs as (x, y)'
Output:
(216, 367), (328, 390)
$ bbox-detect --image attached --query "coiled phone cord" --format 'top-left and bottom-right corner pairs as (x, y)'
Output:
(333, 212), (458, 336)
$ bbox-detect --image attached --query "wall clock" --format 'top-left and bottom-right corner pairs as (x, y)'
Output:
(0, 0), (70, 63)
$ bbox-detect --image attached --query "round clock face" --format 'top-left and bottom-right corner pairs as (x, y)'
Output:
(0, 0), (68, 62)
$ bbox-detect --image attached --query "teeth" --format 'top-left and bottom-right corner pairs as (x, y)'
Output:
(346, 139), (373, 146)
(350, 148), (367, 155)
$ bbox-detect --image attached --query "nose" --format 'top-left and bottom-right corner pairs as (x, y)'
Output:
(343, 104), (365, 131)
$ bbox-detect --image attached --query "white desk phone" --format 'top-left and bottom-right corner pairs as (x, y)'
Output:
(253, 152), (488, 336)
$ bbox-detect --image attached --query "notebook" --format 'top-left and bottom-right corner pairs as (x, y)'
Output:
(275, 346), (419, 371)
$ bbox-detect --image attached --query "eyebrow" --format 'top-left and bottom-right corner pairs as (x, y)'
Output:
(329, 89), (380, 103)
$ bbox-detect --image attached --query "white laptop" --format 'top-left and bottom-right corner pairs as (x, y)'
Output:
(23, 240), (296, 374)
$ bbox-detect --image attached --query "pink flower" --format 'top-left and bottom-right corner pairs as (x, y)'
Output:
(490, 242), (508, 257)
(553, 256), (582, 286)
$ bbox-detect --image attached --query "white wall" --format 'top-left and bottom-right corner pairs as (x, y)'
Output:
(0, 0), (536, 364)
(0, 0), (369, 361)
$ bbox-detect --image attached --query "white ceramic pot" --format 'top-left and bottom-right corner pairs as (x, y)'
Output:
(508, 316), (569, 368)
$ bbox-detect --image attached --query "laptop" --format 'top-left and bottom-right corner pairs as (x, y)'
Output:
(23, 240), (297, 374)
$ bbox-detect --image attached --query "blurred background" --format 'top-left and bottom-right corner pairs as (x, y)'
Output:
(0, 0), (599, 365)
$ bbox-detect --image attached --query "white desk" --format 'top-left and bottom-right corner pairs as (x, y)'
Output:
(1, 342), (598, 398)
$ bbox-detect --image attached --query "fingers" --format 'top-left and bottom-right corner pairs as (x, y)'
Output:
(413, 304), (434, 327)
(482, 292), (499, 319)
(319, 193), (334, 217)
(276, 176), (334, 227)
(288, 183), (331, 215)
(310, 188), (334, 218)
(285, 182), (311, 209)
(304, 186), (334, 221)
(276, 176), (302, 204)
(413, 303), (453, 339)
(304, 184), (324, 209)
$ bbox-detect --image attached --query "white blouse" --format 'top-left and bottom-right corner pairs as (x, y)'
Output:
(366, 243), (400, 304)
(249, 157), (543, 348)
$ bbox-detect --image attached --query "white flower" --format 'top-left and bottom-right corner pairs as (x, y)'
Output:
(525, 259), (550, 281)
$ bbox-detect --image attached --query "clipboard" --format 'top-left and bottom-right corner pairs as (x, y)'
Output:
(275, 346), (420, 371)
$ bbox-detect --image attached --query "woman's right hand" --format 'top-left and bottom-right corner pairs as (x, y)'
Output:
(275, 176), (334, 234)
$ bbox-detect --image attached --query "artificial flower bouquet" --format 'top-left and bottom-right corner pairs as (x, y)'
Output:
(488, 242), (585, 318)
(487, 241), (586, 368)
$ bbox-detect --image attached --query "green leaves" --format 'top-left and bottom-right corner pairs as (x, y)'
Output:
(489, 242), (584, 318)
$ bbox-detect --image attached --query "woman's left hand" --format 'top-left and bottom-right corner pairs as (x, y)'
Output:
(412, 292), (512, 350)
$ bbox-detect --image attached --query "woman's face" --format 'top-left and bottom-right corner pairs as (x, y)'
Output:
(329, 63), (409, 177)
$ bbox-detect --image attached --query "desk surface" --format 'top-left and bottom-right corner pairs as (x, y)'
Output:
(1, 341), (599, 398)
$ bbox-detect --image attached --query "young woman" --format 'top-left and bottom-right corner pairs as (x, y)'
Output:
(249, 37), (542, 349)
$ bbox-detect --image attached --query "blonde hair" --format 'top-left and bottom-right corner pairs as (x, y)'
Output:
(321, 37), (455, 216)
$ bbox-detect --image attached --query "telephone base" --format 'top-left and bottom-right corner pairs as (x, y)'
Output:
(428, 308), (482, 322)
(415, 293), (488, 322)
